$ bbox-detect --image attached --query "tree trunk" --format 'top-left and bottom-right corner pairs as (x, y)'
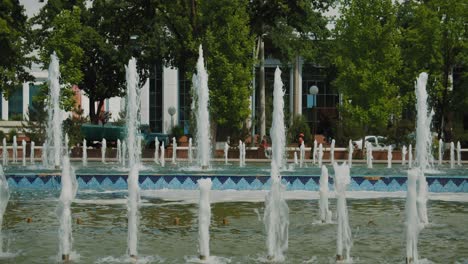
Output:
(90, 98), (96, 124)
(293, 55), (301, 121)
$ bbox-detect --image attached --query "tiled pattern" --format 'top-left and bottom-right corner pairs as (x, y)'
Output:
(5, 174), (468, 192)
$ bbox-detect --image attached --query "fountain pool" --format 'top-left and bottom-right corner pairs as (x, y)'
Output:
(0, 184), (467, 263)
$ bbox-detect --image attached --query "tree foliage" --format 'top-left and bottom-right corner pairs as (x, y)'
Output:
(334, 0), (402, 135)
(397, 0), (468, 140)
(0, 0), (32, 97)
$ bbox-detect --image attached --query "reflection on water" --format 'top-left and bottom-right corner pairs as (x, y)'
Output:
(0, 190), (467, 263)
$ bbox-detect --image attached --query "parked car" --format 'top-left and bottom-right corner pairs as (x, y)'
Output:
(352, 135), (390, 151)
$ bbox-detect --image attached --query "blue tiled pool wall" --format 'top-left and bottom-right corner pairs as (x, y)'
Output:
(5, 174), (468, 192)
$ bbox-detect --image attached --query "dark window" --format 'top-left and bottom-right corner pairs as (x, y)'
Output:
(9, 86), (23, 120)
(149, 64), (163, 132)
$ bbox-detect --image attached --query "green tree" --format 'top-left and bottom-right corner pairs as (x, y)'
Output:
(397, 0), (468, 141)
(0, 0), (32, 97)
(158, 0), (254, 139)
(334, 0), (402, 139)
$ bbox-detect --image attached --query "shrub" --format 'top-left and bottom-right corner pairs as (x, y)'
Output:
(287, 115), (312, 146)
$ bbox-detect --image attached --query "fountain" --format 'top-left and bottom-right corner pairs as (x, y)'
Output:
(172, 137), (177, 165)
(299, 142), (305, 168)
(330, 139), (335, 164)
(2, 139), (7, 165)
(406, 169), (423, 264)
(192, 45), (211, 169)
(125, 57), (141, 259)
(41, 143), (47, 166)
(21, 140), (26, 166)
(224, 142), (229, 165)
(30, 141), (35, 164)
(154, 137), (159, 164)
(263, 67), (289, 261)
(294, 152), (298, 165)
(318, 143), (323, 167)
(189, 138), (193, 164)
(319, 165), (332, 223)
(457, 141), (461, 166)
(197, 178), (212, 260)
(239, 140), (244, 168)
(57, 154), (77, 261)
(402, 145), (407, 166)
(333, 162), (352, 261)
(242, 142), (246, 166)
(366, 142), (373, 169)
(12, 136), (17, 164)
(122, 142), (127, 167)
(438, 139), (443, 166)
(82, 139), (87, 167)
(450, 142), (455, 169)
(387, 145), (392, 169)
(64, 133), (69, 154)
(117, 139), (122, 164)
(101, 138), (106, 164)
(409, 144), (413, 168)
(0, 165), (9, 254)
(312, 140), (317, 165)
(348, 140), (353, 168)
(414, 72), (432, 225)
(45, 53), (63, 168)
(160, 142), (165, 167)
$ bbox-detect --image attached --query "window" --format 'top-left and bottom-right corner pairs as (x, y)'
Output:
(179, 73), (192, 134)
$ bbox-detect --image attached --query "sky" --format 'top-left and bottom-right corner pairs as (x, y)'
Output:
(19, 0), (46, 18)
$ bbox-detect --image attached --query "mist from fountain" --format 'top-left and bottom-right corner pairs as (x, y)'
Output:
(333, 162), (352, 261)
(330, 139), (335, 164)
(101, 138), (106, 164)
(224, 142), (229, 165)
(318, 144), (323, 167)
(319, 165), (332, 223)
(172, 137), (177, 165)
(45, 53), (63, 168)
(239, 140), (244, 168)
(57, 154), (77, 261)
(348, 140), (353, 168)
(192, 45), (211, 169)
(2, 139), (7, 165)
(406, 169), (423, 264)
(30, 141), (35, 164)
(154, 137), (159, 164)
(12, 136), (17, 164)
(387, 145), (392, 169)
(64, 133), (69, 154)
(21, 140), (26, 166)
(125, 58), (141, 258)
(450, 142), (455, 169)
(263, 67), (289, 262)
(242, 142), (246, 166)
(82, 139), (87, 167)
(160, 142), (165, 167)
(457, 141), (461, 166)
(197, 178), (212, 260)
(294, 152), (298, 165)
(299, 142), (305, 168)
(0, 165), (10, 254)
(402, 145), (407, 166)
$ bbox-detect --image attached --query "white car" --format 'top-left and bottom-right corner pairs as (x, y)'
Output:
(353, 136), (388, 150)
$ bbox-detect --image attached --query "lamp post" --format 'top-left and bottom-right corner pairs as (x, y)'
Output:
(309, 85), (319, 137)
(168, 106), (176, 130)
